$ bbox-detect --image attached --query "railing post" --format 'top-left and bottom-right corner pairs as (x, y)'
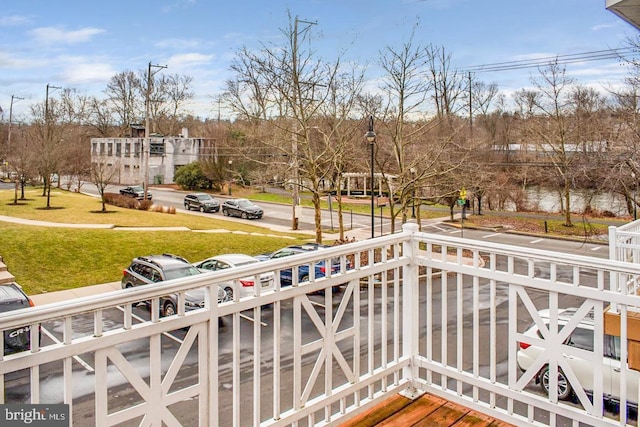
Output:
(609, 226), (621, 314)
(400, 222), (424, 399)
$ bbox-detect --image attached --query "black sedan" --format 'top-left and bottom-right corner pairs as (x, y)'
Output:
(221, 198), (263, 219)
(119, 185), (152, 200)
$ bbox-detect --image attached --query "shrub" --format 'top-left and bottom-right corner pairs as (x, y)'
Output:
(175, 162), (212, 190)
(138, 200), (153, 211)
(104, 192), (151, 211)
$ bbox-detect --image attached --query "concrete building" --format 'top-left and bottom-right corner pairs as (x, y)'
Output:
(90, 127), (216, 185)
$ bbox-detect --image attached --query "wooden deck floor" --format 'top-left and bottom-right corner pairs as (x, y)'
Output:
(340, 393), (514, 427)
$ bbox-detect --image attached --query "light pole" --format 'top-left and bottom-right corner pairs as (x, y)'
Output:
(228, 160), (233, 196)
(144, 62), (167, 201)
(410, 167), (416, 218)
(364, 116), (376, 239)
(44, 84), (62, 204)
(292, 130), (299, 230)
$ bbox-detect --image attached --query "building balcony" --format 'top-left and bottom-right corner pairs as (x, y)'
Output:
(1, 223), (640, 426)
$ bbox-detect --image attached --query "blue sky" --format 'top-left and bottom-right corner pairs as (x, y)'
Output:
(1, 0), (637, 120)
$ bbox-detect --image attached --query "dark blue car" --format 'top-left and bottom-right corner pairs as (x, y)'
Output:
(258, 245), (344, 287)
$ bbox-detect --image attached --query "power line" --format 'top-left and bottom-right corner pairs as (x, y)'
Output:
(459, 47), (636, 74)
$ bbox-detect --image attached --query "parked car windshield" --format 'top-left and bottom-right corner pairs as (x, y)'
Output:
(238, 200), (254, 208)
(164, 266), (201, 280)
(197, 194), (212, 200)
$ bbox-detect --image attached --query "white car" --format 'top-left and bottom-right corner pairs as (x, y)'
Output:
(193, 254), (275, 301)
(517, 307), (639, 409)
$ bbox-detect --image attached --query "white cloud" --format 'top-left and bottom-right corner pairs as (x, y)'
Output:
(167, 52), (215, 68)
(592, 23), (616, 31)
(29, 26), (105, 45)
(62, 61), (117, 84)
(0, 51), (47, 69)
(0, 15), (31, 26)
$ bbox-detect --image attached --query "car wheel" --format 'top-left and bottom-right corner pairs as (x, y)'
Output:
(223, 287), (234, 301)
(223, 209), (229, 216)
(241, 212), (248, 219)
(300, 274), (309, 283)
(539, 365), (572, 400)
(163, 301), (177, 317)
(200, 206), (206, 213)
(125, 283), (134, 289)
(184, 203), (190, 210)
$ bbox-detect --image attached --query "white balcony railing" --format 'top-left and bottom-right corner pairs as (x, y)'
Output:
(609, 221), (640, 300)
(1, 223), (640, 426)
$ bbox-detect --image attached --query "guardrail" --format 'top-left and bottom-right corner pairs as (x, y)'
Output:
(1, 223), (640, 426)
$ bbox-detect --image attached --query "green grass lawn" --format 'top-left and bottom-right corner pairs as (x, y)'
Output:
(0, 188), (314, 294)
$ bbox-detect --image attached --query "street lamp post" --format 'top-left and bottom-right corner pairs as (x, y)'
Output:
(364, 116), (376, 239)
(44, 84), (62, 204)
(228, 160), (233, 196)
(411, 169), (417, 218)
(292, 130), (299, 230)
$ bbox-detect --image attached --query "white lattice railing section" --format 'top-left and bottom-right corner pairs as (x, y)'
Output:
(413, 226), (640, 427)
(3, 223), (640, 426)
(608, 222), (640, 308)
(0, 232), (413, 426)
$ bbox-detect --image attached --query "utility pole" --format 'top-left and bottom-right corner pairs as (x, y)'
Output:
(8, 95), (23, 204)
(144, 62), (167, 201)
(290, 16), (317, 231)
(45, 84), (62, 125)
(468, 71), (473, 140)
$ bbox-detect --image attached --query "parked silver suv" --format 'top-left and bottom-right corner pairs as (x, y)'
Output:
(184, 193), (220, 213)
(121, 254), (225, 316)
(517, 307), (639, 410)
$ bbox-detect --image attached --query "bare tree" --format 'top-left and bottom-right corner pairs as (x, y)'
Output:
(104, 70), (143, 135)
(224, 12), (352, 242)
(29, 97), (66, 208)
(88, 96), (117, 137)
(90, 156), (120, 212)
(154, 73), (195, 136)
(528, 60), (577, 226)
(375, 32), (469, 232)
(427, 44), (467, 121)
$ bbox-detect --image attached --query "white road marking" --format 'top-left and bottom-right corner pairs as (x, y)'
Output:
(591, 246), (602, 251)
(483, 233), (502, 239)
(529, 239), (544, 244)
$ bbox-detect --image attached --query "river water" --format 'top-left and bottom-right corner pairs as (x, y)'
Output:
(502, 187), (630, 217)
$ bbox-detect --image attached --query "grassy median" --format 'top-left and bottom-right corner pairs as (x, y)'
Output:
(0, 188), (314, 295)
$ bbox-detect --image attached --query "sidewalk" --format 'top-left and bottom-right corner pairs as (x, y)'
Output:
(30, 282), (121, 306)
